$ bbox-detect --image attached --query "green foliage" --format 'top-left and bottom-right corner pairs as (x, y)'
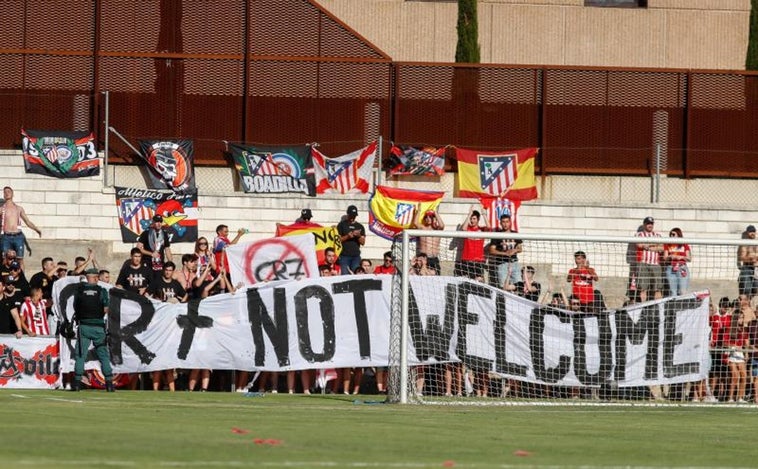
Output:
(455, 0), (480, 63)
(2, 391), (757, 468)
(748, 0), (758, 70)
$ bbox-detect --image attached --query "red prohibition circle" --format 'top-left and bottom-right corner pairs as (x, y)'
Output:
(243, 238), (312, 284)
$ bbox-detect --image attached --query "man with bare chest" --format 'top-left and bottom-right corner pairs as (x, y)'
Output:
(413, 208), (445, 275)
(1, 186), (42, 269)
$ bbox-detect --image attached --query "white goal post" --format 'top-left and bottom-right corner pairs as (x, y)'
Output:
(388, 229), (758, 405)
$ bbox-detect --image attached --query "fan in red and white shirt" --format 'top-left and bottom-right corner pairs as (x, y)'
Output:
(20, 286), (50, 336)
(635, 216), (664, 302)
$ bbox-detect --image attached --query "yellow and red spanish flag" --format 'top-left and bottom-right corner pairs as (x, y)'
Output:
(455, 147), (538, 200)
(275, 222), (342, 265)
(368, 185), (444, 240)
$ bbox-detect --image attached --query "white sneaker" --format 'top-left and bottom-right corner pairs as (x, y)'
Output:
(271, 389), (277, 394)
(64, 383), (71, 391)
(703, 396), (718, 403)
(235, 388), (247, 393)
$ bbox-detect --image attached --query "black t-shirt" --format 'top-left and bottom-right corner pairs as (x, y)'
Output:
(489, 231), (522, 264)
(116, 262), (153, 293)
(29, 272), (55, 299)
(137, 229), (171, 270)
(0, 290), (25, 334)
(337, 219), (365, 257)
(148, 277), (186, 302)
(513, 281), (541, 303)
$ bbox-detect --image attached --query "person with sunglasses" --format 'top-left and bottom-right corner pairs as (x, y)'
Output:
(663, 227), (691, 296)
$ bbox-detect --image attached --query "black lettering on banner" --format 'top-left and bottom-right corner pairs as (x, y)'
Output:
(614, 304), (660, 381)
(108, 289), (158, 365)
(456, 281), (493, 372)
(58, 283), (82, 356)
(331, 279), (381, 359)
(407, 281), (455, 362)
(23, 359), (36, 375)
(294, 285), (335, 363)
(531, 307), (571, 383)
(176, 298), (214, 360)
(572, 313), (613, 386)
(247, 288), (290, 367)
(254, 259), (306, 282)
(663, 298), (701, 378)
(493, 292), (527, 377)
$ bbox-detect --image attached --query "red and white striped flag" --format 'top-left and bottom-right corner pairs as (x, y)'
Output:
(313, 141), (376, 194)
(482, 197), (521, 231)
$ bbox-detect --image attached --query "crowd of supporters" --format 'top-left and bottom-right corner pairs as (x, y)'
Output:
(2, 188), (757, 401)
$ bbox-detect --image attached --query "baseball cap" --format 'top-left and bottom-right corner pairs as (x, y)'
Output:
(85, 268), (99, 276)
(643, 216), (655, 225)
(152, 214), (163, 223)
(746, 225), (756, 233)
(346, 205), (358, 216)
(301, 208), (312, 220)
(9, 261), (20, 270)
(574, 250), (586, 258)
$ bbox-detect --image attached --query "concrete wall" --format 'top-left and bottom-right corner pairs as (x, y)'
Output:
(2, 150), (756, 307)
(318, 0), (750, 70)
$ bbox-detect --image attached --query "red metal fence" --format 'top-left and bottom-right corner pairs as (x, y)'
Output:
(1, 0), (756, 177)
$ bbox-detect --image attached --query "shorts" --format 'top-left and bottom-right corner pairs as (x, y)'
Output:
(0, 232), (25, 258)
(752, 360), (758, 378)
(636, 263), (662, 292)
(427, 256), (441, 276)
(454, 260), (484, 279)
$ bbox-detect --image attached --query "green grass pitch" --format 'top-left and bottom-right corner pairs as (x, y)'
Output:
(2, 390), (756, 468)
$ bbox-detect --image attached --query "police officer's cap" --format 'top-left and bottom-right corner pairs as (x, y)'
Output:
(85, 268), (99, 276)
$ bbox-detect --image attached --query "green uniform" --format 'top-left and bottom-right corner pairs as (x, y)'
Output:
(73, 283), (112, 389)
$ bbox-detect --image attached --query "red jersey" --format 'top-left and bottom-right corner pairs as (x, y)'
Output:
(461, 225), (487, 262)
(213, 235), (231, 272)
(635, 230), (661, 265)
(20, 299), (50, 336)
(373, 265), (397, 275)
(664, 243), (690, 266)
(568, 267), (595, 304)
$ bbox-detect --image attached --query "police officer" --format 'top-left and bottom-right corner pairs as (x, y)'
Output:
(72, 268), (114, 392)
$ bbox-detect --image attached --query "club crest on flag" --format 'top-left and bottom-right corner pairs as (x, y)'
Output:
(479, 154), (517, 196)
(326, 159), (351, 182)
(394, 203), (414, 226)
(118, 198), (154, 236)
(246, 152), (288, 177)
(41, 141), (78, 173)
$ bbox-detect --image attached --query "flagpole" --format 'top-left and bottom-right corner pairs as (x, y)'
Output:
(376, 135), (383, 187)
(102, 90), (110, 187)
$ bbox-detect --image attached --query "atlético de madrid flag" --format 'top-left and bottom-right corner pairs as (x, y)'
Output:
(368, 185), (444, 240)
(312, 141), (376, 194)
(456, 147), (538, 200)
(21, 129), (99, 178)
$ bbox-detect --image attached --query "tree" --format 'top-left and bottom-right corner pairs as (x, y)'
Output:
(455, 0), (480, 63)
(747, 0), (758, 70)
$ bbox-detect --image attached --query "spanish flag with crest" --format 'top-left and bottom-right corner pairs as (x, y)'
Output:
(368, 186), (444, 240)
(456, 147), (538, 200)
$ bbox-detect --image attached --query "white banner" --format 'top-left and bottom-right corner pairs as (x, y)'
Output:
(55, 275), (391, 373)
(53, 276), (709, 387)
(406, 277), (710, 387)
(0, 336), (60, 389)
(225, 234), (320, 286)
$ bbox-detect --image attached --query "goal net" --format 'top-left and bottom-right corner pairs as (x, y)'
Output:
(387, 229), (756, 405)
